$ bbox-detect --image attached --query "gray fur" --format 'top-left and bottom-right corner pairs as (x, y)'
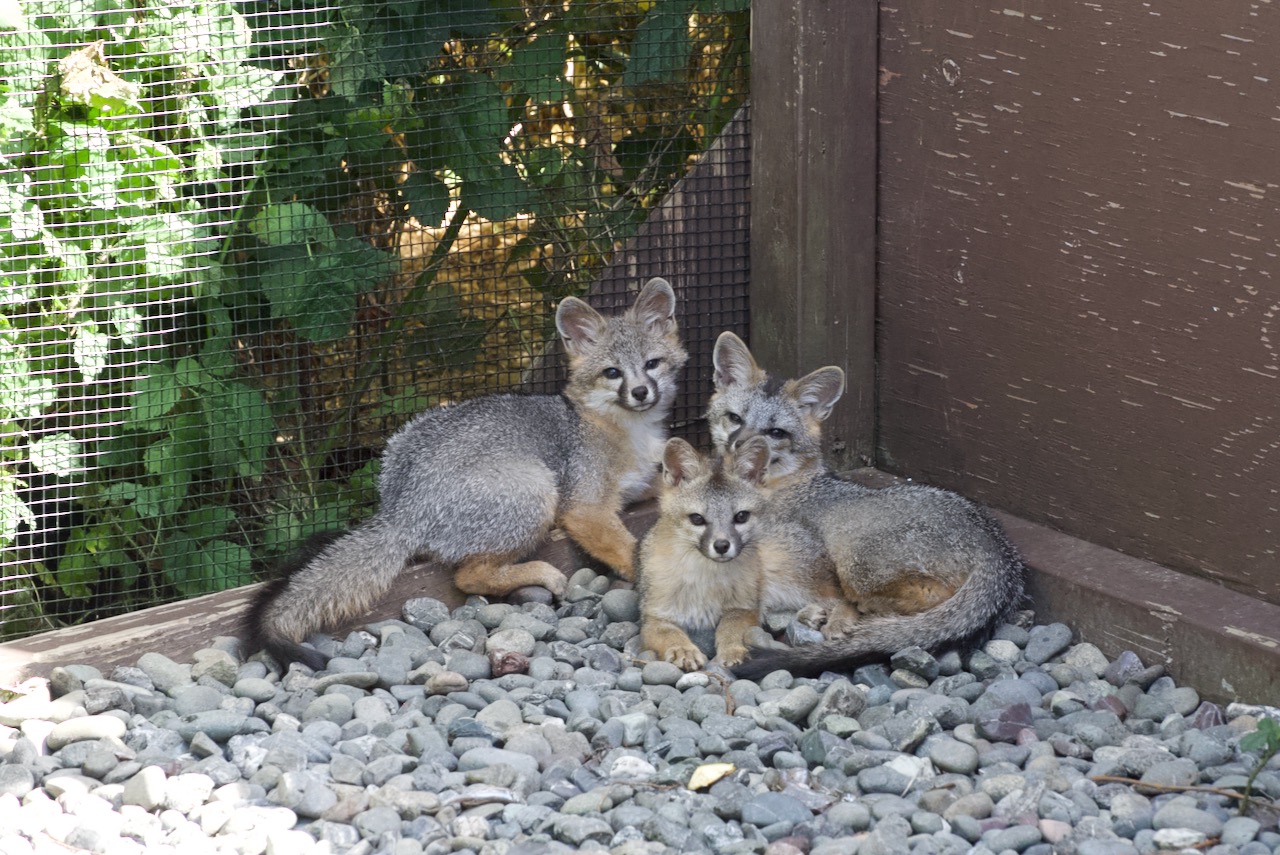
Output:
(707, 332), (1027, 680)
(734, 473), (1026, 679)
(248, 278), (687, 668)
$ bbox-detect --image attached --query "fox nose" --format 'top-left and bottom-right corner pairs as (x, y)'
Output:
(631, 386), (649, 402)
(713, 539), (731, 555)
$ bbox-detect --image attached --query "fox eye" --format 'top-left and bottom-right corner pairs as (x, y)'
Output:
(602, 367), (622, 380)
(766, 427), (790, 441)
(733, 510), (751, 524)
(644, 358), (662, 371)
(688, 513), (707, 526)
(726, 412), (743, 425)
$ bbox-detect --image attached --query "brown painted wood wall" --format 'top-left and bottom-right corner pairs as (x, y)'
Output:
(876, 1), (1280, 605)
(750, 0), (879, 469)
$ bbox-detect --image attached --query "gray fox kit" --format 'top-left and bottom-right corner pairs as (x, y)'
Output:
(706, 332), (1027, 680)
(637, 436), (841, 671)
(247, 278), (688, 669)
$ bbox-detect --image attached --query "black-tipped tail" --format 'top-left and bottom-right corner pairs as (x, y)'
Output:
(245, 530), (346, 672)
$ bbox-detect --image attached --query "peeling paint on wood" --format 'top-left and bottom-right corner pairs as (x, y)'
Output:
(877, 1), (1280, 604)
(750, 0), (878, 468)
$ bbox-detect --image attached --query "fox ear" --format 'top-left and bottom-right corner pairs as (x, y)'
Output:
(630, 277), (677, 336)
(790, 366), (845, 422)
(712, 331), (765, 390)
(662, 438), (704, 486)
(556, 296), (607, 358)
(733, 435), (771, 484)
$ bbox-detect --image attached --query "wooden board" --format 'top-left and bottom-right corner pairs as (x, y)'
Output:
(0, 505), (657, 687)
(750, 0), (879, 468)
(877, 1), (1280, 604)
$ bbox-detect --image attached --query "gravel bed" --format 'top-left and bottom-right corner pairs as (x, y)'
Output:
(1, 566), (1278, 855)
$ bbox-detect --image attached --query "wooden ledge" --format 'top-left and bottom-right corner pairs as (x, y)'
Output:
(0, 505), (658, 688)
(847, 469), (1280, 703)
(4, 470), (1277, 703)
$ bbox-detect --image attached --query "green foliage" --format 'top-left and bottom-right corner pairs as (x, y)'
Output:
(0, 0), (289, 627)
(1239, 717), (1280, 815)
(0, 0), (748, 635)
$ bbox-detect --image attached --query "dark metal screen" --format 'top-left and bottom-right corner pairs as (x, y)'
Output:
(0, 0), (750, 639)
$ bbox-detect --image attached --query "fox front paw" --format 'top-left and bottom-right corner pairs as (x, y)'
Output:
(715, 643), (748, 668)
(664, 644), (708, 672)
(796, 604), (830, 630)
(540, 571), (568, 597)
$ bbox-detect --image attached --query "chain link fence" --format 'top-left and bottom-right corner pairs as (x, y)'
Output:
(0, 0), (749, 639)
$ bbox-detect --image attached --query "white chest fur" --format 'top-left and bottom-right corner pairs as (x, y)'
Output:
(617, 409), (668, 502)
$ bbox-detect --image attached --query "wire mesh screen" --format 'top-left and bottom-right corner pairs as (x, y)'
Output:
(0, 0), (750, 639)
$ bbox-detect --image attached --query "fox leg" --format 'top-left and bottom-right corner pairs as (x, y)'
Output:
(714, 608), (758, 667)
(854, 573), (958, 617)
(641, 617), (706, 671)
(796, 597), (862, 638)
(454, 552), (568, 598)
(559, 503), (637, 580)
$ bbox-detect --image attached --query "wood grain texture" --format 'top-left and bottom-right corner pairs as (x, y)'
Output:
(877, 1), (1280, 603)
(0, 505), (658, 686)
(750, 0), (878, 468)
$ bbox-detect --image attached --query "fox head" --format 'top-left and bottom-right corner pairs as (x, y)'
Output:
(556, 277), (688, 418)
(657, 436), (770, 563)
(706, 332), (845, 487)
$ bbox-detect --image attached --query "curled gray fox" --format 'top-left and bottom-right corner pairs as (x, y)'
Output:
(706, 332), (1027, 680)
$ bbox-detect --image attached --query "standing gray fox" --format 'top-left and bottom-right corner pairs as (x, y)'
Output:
(706, 332), (1027, 680)
(247, 278), (688, 670)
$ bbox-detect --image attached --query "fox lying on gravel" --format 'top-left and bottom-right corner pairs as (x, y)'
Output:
(705, 332), (1028, 679)
(247, 278), (688, 670)
(637, 435), (846, 671)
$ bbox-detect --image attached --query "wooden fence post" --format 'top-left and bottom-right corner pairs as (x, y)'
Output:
(750, 0), (878, 468)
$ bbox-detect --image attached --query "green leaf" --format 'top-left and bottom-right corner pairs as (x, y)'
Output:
(202, 380), (272, 478)
(198, 538), (252, 590)
(505, 30), (568, 105)
(101, 480), (143, 506)
(401, 285), (489, 368)
(259, 250), (356, 343)
(126, 365), (182, 426)
(1241, 718), (1280, 752)
(29, 432), (81, 477)
(0, 481), (35, 547)
(249, 202), (334, 248)
(143, 435), (191, 518)
(0, 341), (56, 419)
(399, 171), (450, 228)
(73, 322), (111, 380)
(183, 505), (235, 540)
(0, 28), (52, 108)
(165, 536), (250, 596)
(108, 303), (142, 344)
(461, 166), (531, 221)
(624, 0), (693, 88)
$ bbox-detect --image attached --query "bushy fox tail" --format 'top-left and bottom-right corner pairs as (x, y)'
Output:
(245, 519), (410, 671)
(734, 521), (1026, 681)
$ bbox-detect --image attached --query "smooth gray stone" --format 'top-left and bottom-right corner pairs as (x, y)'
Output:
(740, 791), (812, 828)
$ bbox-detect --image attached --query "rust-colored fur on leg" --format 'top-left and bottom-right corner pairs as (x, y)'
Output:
(454, 553), (568, 598)
(560, 502), (638, 580)
(642, 617), (707, 671)
(843, 573), (958, 617)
